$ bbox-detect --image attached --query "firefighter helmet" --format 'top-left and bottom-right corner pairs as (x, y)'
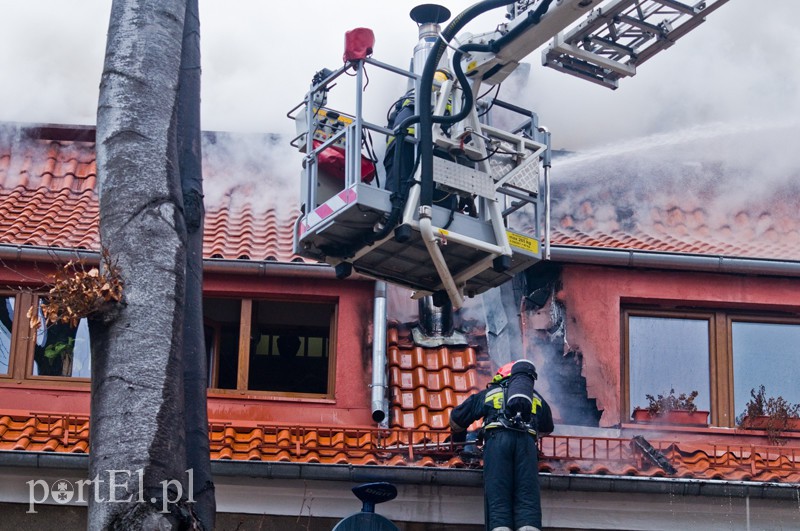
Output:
(492, 362), (514, 383)
(492, 359), (538, 383)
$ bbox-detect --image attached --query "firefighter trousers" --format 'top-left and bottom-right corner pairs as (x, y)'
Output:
(483, 428), (542, 530)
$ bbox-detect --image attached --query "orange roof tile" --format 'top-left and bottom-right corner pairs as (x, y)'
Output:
(5, 123), (800, 265)
(4, 124), (800, 485)
(0, 124), (305, 263)
(387, 325), (491, 434)
(3, 412), (800, 484)
(549, 145), (800, 261)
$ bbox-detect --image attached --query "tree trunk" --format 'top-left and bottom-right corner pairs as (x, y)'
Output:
(90, 1), (193, 528)
(177, 0), (216, 528)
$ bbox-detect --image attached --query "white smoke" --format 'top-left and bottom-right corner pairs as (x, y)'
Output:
(510, 0), (800, 150)
(550, 119), (800, 241)
(3, 1), (798, 155)
(201, 132), (301, 218)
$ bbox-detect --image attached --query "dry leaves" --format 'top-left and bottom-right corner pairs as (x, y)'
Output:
(29, 249), (124, 330)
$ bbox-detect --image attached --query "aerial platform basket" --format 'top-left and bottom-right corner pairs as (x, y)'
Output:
(288, 57), (550, 307)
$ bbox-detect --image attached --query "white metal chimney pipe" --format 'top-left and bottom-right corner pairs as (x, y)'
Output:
(410, 4), (451, 85)
(371, 281), (388, 423)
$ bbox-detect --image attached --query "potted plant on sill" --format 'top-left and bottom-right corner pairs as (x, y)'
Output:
(737, 385), (800, 445)
(632, 389), (709, 427)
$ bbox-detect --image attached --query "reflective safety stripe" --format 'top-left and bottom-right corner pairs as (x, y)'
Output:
(485, 388), (504, 409)
(508, 393), (532, 403)
(385, 97), (416, 146)
(385, 127), (415, 147)
(532, 396), (542, 414)
(485, 389), (541, 412)
(484, 421), (537, 436)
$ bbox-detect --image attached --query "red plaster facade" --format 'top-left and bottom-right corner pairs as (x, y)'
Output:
(0, 264), (377, 428)
(555, 264), (800, 427)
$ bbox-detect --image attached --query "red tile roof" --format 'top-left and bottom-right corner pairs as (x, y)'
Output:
(387, 325), (490, 433)
(0, 125), (303, 262)
(3, 123), (800, 486)
(549, 143), (800, 261)
(1, 330), (798, 483)
(3, 412), (800, 484)
(4, 123), (800, 264)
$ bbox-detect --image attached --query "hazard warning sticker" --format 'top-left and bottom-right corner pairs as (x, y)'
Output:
(506, 231), (539, 254)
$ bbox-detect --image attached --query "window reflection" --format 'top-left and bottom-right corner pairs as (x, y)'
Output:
(33, 302), (91, 378)
(732, 321), (800, 416)
(0, 296), (14, 375)
(629, 316), (711, 411)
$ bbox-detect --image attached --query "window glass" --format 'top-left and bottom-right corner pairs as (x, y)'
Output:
(629, 316), (711, 411)
(732, 321), (800, 415)
(204, 298), (242, 390)
(0, 296), (14, 375)
(33, 316), (91, 378)
(249, 300), (333, 394)
(203, 297), (334, 394)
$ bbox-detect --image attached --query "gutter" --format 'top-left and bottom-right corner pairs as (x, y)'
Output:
(203, 258), (346, 279)
(2, 452), (798, 501)
(7, 243), (799, 280)
(0, 245), (98, 265)
(550, 246), (800, 278)
(0, 244), (369, 281)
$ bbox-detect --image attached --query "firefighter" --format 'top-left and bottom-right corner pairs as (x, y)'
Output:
(449, 359), (554, 531)
(383, 69), (460, 209)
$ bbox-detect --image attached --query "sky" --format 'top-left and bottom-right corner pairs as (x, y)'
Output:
(1, 0), (799, 153)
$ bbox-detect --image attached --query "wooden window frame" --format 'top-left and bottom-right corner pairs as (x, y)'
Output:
(204, 320), (222, 389)
(24, 294), (91, 384)
(0, 291), (28, 381)
(0, 290), (340, 398)
(725, 313), (800, 426)
(208, 296), (338, 400)
(623, 307), (800, 427)
(0, 291), (92, 386)
(622, 308), (717, 425)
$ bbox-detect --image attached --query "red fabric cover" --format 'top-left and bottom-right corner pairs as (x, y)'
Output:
(343, 28), (375, 63)
(313, 140), (376, 183)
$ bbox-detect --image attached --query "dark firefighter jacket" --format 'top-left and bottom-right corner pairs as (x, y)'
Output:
(449, 383), (554, 438)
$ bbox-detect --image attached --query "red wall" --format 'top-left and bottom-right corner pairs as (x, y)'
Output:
(203, 271), (376, 426)
(0, 262), (377, 428)
(557, 264), (800, 427)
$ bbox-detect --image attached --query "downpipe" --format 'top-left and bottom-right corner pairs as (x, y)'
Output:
(371, 281), (388, 423)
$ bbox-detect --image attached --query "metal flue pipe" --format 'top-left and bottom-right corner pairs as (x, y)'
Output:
(371, 281), (388, 423)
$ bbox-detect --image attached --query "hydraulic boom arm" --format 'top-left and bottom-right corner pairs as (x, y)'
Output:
(460, 0), (729, 88)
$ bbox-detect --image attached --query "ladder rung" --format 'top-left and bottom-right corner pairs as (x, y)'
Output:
(650, 0), (698, 16)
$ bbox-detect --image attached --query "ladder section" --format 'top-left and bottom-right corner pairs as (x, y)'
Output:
(542, 0), (730, 89)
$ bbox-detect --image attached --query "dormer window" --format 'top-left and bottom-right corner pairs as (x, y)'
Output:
(204, 297), (336, 398)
